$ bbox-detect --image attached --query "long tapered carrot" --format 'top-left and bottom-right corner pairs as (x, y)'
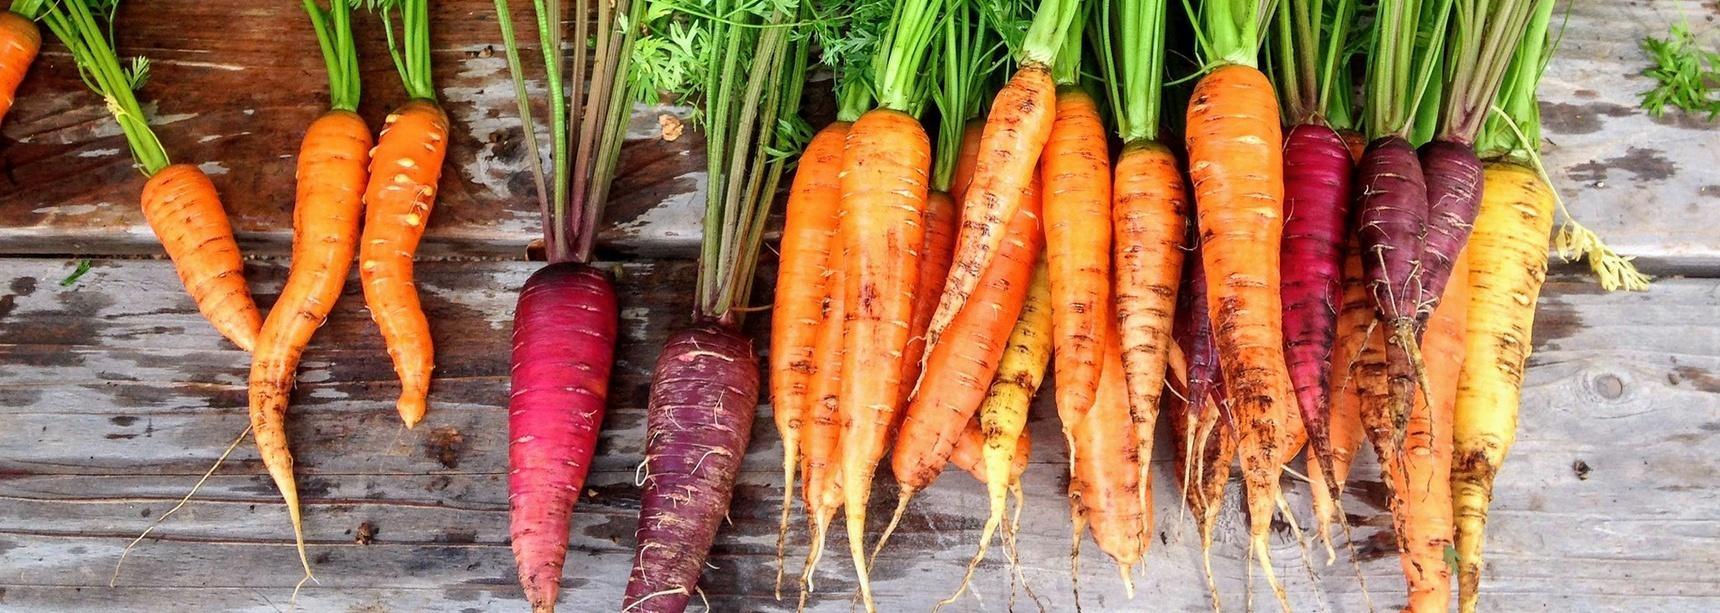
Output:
(359, 99), (449, 428)
(948, 261), (1051, 604)
(1065, 315), (1145, 593)
(1310, 246), (1371, 550)
(770, 121), (848, 590)
(1111, 139), (1187, 528)
(249, 109), (372, 585)
(0, 10), (39, 126)
(141, 164), (263, 351)
(1185, 62), (1294, 600)
(898, 190), (960, 409)
(923, 64), (1056, 355)
(1391, 250), (1467, 613)
(837, 107), (930, 608)
(1042, 86), (1112, 423)
(877, 183), (1042, 554)
(797, 242), (846, 602)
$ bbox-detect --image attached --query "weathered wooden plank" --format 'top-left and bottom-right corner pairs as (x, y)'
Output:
(1538, 0), (1720, 274)
(0, 1), (702, 259)
(2, 258), (1716, 611)
(2, 1), (1718, 268)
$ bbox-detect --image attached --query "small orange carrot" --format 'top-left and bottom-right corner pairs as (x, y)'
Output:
(141, 165), (262, 351)
(0, 10), (39, 126)
(949, 417), (1031, 484)
(1065, 315), (1146, 591)
(951, 118), (986, 202)
(1042, 86), (1113, 437)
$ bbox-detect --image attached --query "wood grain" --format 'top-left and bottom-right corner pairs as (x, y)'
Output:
(1, 1), (1715, 270)
(2, 259), (1715, 612)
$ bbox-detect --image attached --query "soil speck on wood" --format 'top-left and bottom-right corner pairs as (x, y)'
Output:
(1572, 459), (1593, 480)
(355, 521), (378, 545)
(425, 427), (466, 469)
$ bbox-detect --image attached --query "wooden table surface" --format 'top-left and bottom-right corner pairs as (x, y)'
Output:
(2, 2), (1717, 612)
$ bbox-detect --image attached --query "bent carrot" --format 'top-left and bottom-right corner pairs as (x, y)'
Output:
(770, 121), (848, 585)
(141, 165), (262, 351)
(359, 99), (449, 428)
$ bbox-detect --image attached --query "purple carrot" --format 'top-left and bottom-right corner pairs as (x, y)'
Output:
(1279, 123), (1354, 504)
(508, 263), (619, 613)
(1175, 242), (1225, 415)
(623, 322), (759, 613)
(1352, 135), (1429, 458)
(1417, 138), (1484, 316)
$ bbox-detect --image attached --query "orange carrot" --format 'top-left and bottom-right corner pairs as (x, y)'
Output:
(141, 165), (263, 351)
(951, 118), (986, 202)
(796, 241), (847, 600)
(0, 10), (39, 126)
(898, 190), (960, 410)
(1111, 140), (1188, 530)
(924, 64), (1056, 355)
(770, 121), (848, 585)
(249, 109), (372, 584)
(877, 181), (1042, 552)
(837, 107), (931, 608)
(1390, 251), (1467, 613)
(359, 99), (449, 428)
(1310, 247), (1372, 549)
(1042, 86), (1113, 438)
(1065, 314), (1145, 591)
(1185, 61), (1295, 601)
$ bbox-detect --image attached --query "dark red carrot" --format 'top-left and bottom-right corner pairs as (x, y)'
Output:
(1279, 122), (1352, 510)
(1416, 140), (1483, 315)
(493, 0), (638, 609)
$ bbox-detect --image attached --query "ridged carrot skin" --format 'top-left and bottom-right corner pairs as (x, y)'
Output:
(359, 99), (449, 428)
(1067, 318), (1145, 582)
(0, 11), (39, 126)
(140, 163), (262, 351)
(1453, 162), (1555, 613)
(836, 108), (930, 605)
(508, 263), (618, 613)
(1042, 87), (1113, 421)
(247, 110), (372, 579)
(1309, 246), (1371, 547)
(891, 188), (1041, 492)
(796, 248), (846, 596)
(925, 64), (1055, 355)
(624, 323), (757, 613)
(1354, 135), (1429, 451)
(1112, 140), (1188, 524)
(1184, 63), (1293, 578)
(1280, 122), (1353, 507)
(1393, 250), (1467, 613)
(951, 118), (985, 202)
(770, 121), (848, 570)
(898, 190), (960, 410)
(1417, 139), (1485, 319)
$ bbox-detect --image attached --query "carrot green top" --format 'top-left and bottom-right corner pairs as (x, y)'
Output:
(1270, 0), (1359, 127)
(303, 1), (362, 113)
(1436, 0), (1552, 146)
(638, 0), (811, 323)
(1019, 0), (1079, 68)
(38, 0), (170, 176)
(1184, 0), (1272, 69)
(1362, 0), (1454, 139)
(9, 1), (45, 17)
(871, 0), (944, 113)
(371, 0), (435, 102)
(929, 0), (1002, 191)
(496, 0), (640, 264)
(1476, 0), (1555, 165)
(1097, 0), (1170, 143)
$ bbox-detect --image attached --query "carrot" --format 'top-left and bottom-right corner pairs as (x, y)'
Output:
(832, 1), (944, 603)
(246, 0), (371, 585)
(1454, 8), (1560, 608)
(1065, 315), (1146, 593)
(1043, 85), (1112, 428)
(875, 177), (1041, 557)
(1184, 46), (1295, 605)
(1387, 250), (1468, 613)
(796, 244), (847, 601)
(948, 416), (1031, 485)
(951, 118), (985, 202)
(770, 120), (848, 590)
(495, 0), (638, 608)
(898, 189), (960, 411)
(921, 0), (1078, 355)
(626, 7), (806, 610)
(0, 8), (40, 126)
(1309, 246), (1371, 550)
(946, 261), (1051, 604)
